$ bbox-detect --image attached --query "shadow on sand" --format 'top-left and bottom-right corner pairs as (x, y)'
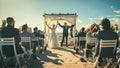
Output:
(26, 59), (44, 68)
(38, 50), (64, 65)
(54, 47), (79, 57)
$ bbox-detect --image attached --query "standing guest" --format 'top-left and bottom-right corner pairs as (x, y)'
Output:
(58, 21), (74, 47)
(74, 29), (78, 49)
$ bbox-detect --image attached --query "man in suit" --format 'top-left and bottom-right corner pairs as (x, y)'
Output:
(1, 17), (24, 57)
(58, 21), (74, 47)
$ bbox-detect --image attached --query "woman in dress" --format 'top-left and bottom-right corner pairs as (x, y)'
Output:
(45, 21), (59, 48)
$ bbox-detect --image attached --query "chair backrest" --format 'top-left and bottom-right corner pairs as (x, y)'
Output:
(32, 37), (44, 41)
(0, 37), (15, 58)
(87, 37), (97, 46)
(79, 37), (86, 47)
(99, 39), (117, 58)
(21, 37), (32, 50)
(79, 37), (86, 41)
(0, 37), (22, 68)
(32, 37), (44, 44)
(32, 37), (39, 41)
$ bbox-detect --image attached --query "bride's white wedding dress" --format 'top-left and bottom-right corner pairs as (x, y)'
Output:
(48, 27), (59, 48)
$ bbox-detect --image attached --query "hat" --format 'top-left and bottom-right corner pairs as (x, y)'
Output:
(6, 17), (15, 23)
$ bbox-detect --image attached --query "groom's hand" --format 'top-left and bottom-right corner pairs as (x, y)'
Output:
(45, 21), (47, 23)
(57, 21), (59, 24)
(57, 20), (59, 23)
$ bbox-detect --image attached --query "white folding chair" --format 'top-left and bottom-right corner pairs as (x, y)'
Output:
(85, 37), (97, 58)
(21, 37), (32, 51)
(32, 37), (39, 42)
(79, 37), (86, 41)
(0, 37), (21, 68)
(94, 39), (117, 67)
(21, 37), (33, 60)
(32, 37), (44, 45)
(77, 37), (86, 55)
(99, 39), (117, 57)
(32, 37), (42, 54)
(79, 37), (86, 47)
(89, 37), (97, 46)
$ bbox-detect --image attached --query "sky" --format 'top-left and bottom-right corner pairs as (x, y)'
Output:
(0, 0), (120, 32)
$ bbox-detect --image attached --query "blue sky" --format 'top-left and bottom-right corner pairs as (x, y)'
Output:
(0, 0), (120, 32)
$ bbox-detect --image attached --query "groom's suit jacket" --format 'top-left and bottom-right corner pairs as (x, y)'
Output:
(58, 23), (74, 36)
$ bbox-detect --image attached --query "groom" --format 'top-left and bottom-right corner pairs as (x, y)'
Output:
(58, 21), (74, 47)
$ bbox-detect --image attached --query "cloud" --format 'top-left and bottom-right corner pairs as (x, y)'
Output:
(115, 15), (120, 17)
(88, 17), (102, 23)
(110, 5), (113, 9)
(77, 18), (83, 24)
(113, 10), (120, 14)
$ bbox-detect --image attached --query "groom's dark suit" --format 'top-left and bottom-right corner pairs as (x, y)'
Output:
(58, 23), (74, 47)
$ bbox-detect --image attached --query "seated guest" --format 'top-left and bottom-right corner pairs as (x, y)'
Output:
(75, 27), (86, 54)
(32, 27), (40, 54)
(94, 18), (119, 67)
(1, 17), (24, 66)
(20, 24), (34, 51)
(38, 30), (45, 48)
(77, 27), (86, 48)
(86, 24), (99, 58)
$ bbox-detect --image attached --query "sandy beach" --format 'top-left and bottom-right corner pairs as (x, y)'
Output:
(26, 46), (94, 68)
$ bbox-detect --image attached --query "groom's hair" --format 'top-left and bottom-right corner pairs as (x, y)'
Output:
(64, 22), (67, 25)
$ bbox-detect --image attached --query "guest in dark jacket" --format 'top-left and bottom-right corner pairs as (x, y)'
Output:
(38, 30), (45, 47)
(77, 27), (86, 48)
(1, 17), (24, 57)
(32, 27), (40, 53)
(93, 18), (119, 67)
(20, 24), (34, 51)
(94, 18), (119, 57)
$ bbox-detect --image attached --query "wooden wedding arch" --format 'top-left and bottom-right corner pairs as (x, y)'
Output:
(43, 13), (77, 46)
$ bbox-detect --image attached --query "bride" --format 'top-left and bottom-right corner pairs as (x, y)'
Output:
(45, 21), (59, 48)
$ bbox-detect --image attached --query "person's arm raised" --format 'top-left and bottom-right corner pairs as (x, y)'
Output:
(45, 22), (52, 29)
(69, 24), (75, 28)
(57, 21), (63, 27)
(55, 24), (58, 29)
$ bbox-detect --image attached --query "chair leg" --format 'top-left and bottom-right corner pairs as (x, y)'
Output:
(15, 56), (21, 68)
(94, 57), (99, 68)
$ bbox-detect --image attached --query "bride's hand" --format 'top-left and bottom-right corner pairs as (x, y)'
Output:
(45, 21), (47, 24)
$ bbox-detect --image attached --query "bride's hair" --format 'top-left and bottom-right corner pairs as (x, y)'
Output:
(52, 24), (55, 27)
